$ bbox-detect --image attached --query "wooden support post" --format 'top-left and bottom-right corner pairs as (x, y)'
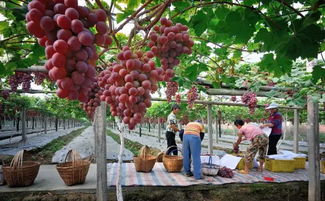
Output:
(44, 116), (47, 134)
(158, 121), (161, 143)
(55, 118), (58, 131)
(207, 104), (213, 154)
(293, 109), (299, 153)
(94, 102), (108, 201)
(21, 108), (26, 142)
(215, 118), (219, 144)
(307, 97), (320, 201)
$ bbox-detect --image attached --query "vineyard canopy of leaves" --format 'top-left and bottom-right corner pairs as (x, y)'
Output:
(0, 0), (324, 123)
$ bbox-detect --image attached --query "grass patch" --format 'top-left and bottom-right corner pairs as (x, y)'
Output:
(107, 129), (160, 157)
(22, 127), (86, 164)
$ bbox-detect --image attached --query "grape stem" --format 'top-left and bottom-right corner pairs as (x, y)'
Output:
(114, 0), (155, 34)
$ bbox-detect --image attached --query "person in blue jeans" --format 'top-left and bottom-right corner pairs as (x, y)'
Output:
(182, 120), (205, 180)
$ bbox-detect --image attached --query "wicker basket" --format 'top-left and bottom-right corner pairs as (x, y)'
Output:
(56, 150), (90, 186)
(2, 150), (40, 187)
(163, 146), (183, 172)
(133, 146), (156, 172)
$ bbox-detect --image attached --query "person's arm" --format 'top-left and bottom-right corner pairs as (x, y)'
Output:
(170, 124), (179, 132)
(234, 132), (243, 147)
(260, 123), (274, 128)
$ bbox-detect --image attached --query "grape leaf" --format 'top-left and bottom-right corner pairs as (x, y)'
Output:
(190, 10), (207, 36)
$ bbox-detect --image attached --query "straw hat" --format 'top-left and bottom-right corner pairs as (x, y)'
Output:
(265, 102), (279, 110)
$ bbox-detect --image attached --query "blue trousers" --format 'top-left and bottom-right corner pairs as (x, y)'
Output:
(182, 134), (201, 179)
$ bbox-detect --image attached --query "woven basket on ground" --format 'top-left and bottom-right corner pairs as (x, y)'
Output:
(2, 150), (40, 187)
(133, 146), (156, 172)
(56, 150), (90, 186)
(162, 146), (183, 172)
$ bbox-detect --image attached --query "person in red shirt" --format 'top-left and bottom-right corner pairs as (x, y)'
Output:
(233, 119), (269, 174)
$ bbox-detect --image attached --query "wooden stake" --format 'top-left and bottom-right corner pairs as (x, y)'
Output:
(207, 104), (213, 154)
(293, 109), (299, 153)
(93, 102), (108, 201)
(307, 96), (320, 201)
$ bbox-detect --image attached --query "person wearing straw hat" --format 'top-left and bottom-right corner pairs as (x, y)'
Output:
(165, 104), (181, 155)
(260, 102), (283, 155)
(182, 120), (205, 179)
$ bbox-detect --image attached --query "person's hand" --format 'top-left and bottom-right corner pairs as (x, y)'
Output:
(260, 124), (266, 128)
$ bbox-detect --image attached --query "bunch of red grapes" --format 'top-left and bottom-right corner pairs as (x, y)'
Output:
(8, 72), (33, 92)
(33, 72), (49, 85)
(26, 0), (112, 102)
(187, 86), (198, 108)
(230, 96), (236, 102)
(97, 47), (160, 130)
(148, 18), (194, 82)
(175, 93), (181, 104)
(81, 82), (103, 119)
(241, 92), (257, 114)
(217, 167), (234, 178)
(165, 81), (178, 102)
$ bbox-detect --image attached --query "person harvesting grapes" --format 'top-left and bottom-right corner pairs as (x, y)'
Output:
(233, 119), (269, 174)
(165, 104), (180, 155)
(260, 102), (283, 155)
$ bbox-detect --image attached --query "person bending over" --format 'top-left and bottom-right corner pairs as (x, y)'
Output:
(233, 119), (269, 174)
(182, 120), (205, 179)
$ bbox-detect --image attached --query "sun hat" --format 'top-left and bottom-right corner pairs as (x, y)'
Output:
(265, 102), (279, 110)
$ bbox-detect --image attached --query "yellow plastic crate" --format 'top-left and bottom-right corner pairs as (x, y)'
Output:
(321, 160), (325, 174)
(236, 158), (253, 170)
(294, 157), (306, 169)
(265, 159), (295, 172)
(265, 158), (272, 171)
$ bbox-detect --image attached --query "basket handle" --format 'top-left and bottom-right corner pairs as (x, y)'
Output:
(64, 150), (81, 164)
(165, 146), (182, 156)
(10, 150), (24, 168)
(139, 145), (150, 158)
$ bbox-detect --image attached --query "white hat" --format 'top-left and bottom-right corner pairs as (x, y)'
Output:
(265, 102), (279, 110)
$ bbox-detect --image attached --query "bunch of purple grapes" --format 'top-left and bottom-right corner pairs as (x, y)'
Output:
(33, 72), (49, 85)
(231, 96), (236, 102)
(187, 86), (198, 108)
(217, 167), (234, 178)
(0, 90), (10, 99)
(165, 81), (178, 102)
(241, 92), (257, 114)
(8, 72), (33, 92)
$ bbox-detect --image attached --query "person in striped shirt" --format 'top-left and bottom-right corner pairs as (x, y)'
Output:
(182, 120), (205, 180)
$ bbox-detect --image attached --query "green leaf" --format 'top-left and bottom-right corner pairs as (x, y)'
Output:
(312, 65), (325, 84)
(116, 10), (133, 23)
(190, 10), (207, 36)
(0, 21), (9, 32)
(172, 1), (191, 12)
(183, 63), (208, 81)
(126, 0), (141, 11)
